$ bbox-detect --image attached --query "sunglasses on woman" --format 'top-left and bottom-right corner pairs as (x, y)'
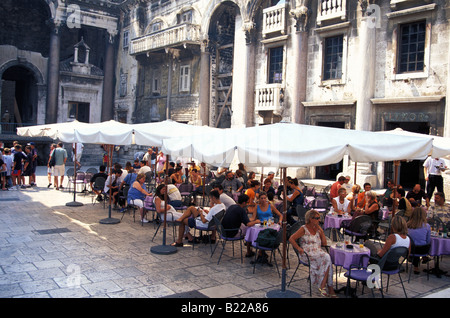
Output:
(312, 216), (320, 220)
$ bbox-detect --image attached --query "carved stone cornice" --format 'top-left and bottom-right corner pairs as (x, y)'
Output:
(290, 0), (309, 32)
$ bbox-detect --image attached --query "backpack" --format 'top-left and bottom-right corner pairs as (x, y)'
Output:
(255, 228), (279, 248)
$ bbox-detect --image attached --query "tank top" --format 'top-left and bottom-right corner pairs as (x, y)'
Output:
(257, 204), (273, 222)
(391, 234), (410, 250)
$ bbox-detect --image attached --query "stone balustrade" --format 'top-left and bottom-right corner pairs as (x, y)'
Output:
(130, 23), (201, 55)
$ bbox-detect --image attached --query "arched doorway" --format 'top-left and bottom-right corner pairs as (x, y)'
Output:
(208, 2), (239, 128)
(1, 65), (39, 133)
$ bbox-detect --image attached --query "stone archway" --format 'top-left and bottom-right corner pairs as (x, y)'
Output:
(207, 1), (240, 128)
(0, 63), (42, 132)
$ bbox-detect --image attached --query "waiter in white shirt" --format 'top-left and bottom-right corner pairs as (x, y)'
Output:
(423, 155), (447, 200)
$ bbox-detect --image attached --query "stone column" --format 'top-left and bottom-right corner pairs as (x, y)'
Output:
(45, 21), (62, 124)
(101, 30), (117, 122)
(355, 16), (376, 131)
(445, 26), (450, 138)
(231, 15), (255, 128)
(289, 3), (309, 124)
(198, 40), (210, 126)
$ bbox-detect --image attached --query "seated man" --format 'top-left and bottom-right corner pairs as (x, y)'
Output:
(221, 171), (243, 197)
(222, 194), (260, 257)
(167, 183), (183, 207)
(428, 192), (450, 224)
(104, 169), (124, 209)
(330, 176), (346, 199)
(382, 179), (394, 208)
(214, 184), (236, 210)
(172, 190), (226, 247)
(90, 165), (108, 201)
(406, 184), (430, 208)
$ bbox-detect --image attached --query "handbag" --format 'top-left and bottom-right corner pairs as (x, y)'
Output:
(255, 228), (279, 248)
(49, 151), (56, 167)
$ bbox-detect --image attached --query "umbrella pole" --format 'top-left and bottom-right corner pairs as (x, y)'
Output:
(100, 145), (120, 224)
(151, 154), (177, 255)
(66, 142), (83, 207)
(266, 167), (300, 298)
(392, 160), (400, 217)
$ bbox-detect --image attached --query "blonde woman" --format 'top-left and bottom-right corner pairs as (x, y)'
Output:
(289, 209), (336, 298)
(407, 207), (431, 274)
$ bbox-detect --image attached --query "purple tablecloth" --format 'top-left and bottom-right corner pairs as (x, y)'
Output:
(244, 224), (281, 243)
(330, 244), (370, 269)
(430, 236), (450, 257)
(324, 214), (352, 229)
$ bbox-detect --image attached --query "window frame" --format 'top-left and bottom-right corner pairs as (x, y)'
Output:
(322, 35), (344, 81)
(268, 46), (284, 84)
(179, 64), (190, 92)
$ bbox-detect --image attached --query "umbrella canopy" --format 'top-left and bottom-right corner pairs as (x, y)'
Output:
(162, 123), (434, 168)
(16, 120), (90, 140)
(380, 128), (450, 159)
(57, 120), (134, 145)
(133, 120), (219, 147)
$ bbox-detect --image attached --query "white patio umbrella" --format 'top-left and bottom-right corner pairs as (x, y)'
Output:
(380, 128), (450, 159)
(132, 119), (219, 147)
(161, 122), (435, 297)
(162, 123), (433, 168)
(16, 120), (90, 140)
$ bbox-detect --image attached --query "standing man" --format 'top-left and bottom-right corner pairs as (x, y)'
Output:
(28, 142), (38, 187)
(53, 142), (67, 190)
(423, 156), (447, 200)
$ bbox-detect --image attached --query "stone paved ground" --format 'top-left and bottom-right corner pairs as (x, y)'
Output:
(1, 166), (450, 302)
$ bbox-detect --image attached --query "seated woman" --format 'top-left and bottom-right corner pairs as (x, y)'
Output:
(252, 191), (283, 225)
(346, 184), (361, 214)
(127, 173), (152, 223)
(246, 171), (256, 189)
(260, 178), (276, 198)
(331, 187), (351, 215)
(170, 166), (183, 185)
(407, 207), (431, 274)
(353, 190), (379, 221)
(289, 209), (336, 298)
(245, 180), (260, 217)
(396, 187), (413, 219)
(286, 178), (304, 225)
(366, 215), (411, 261)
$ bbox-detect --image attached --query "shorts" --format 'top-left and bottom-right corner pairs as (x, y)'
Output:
(188, 217), (196, 228)
(73, 153), (82, 162)
(54, 165), (65, 176)
(128, 199), (144, 208)
(12, 170), (21, 177)
(47, 167), (54, 175)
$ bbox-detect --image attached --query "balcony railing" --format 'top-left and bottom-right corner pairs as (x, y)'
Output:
(317, 0), (347, 25)
(255, 84), (284, 115)
(262, 3), (287, 38)
(130, 23), (201, 55)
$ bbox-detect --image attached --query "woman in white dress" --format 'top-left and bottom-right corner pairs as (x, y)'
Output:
(289, 209), (336, 297)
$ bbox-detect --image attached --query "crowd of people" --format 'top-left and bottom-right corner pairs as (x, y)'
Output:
(2, 139), (450, 297)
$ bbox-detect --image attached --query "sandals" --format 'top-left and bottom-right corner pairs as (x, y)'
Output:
(318, 288), (328, 297)
(171, 242), (183, 247)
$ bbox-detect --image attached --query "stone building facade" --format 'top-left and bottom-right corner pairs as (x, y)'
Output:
(1, 0), (449, 190)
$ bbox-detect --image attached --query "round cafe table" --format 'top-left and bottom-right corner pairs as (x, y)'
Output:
(244, 223), (281, 243)
(329, 243), (371, 290)
(430, 235), (450, 257)
(426, 236), (450, 278)
(324, 213), (352, 229)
